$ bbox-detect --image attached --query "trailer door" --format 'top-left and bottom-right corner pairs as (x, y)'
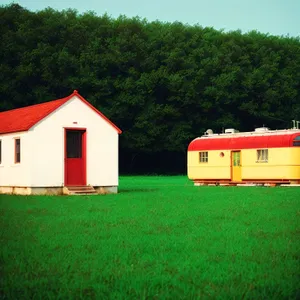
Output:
(231, 151), (241, 182)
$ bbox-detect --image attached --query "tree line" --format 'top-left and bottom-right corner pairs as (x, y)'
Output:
(1, 3), (300, 174)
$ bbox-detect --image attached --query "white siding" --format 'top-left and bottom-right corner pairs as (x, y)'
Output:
(0, 131), (32, 186)
(29, 96), (119, 187)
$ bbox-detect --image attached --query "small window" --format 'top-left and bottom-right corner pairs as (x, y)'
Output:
(0, 140), (2, 164)
(293, 135), (300, 146)
(199, 151), (208, 163)
(232, 151), (241, 166)
(257, 149), (268, 163)
(15, 138), (21, 163)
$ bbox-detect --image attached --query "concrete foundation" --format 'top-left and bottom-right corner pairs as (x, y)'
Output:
(0, 186), (118, 195)
(94, 186), (118, 194)
(0, 186), (64, 195)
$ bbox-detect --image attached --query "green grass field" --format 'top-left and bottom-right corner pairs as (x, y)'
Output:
(0, 176), (299, 299)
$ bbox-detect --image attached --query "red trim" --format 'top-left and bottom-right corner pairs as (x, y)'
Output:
(64, 129), (67, 185)
(242, 179), (291, 182)
(188, 133), (300, 151)
(193, 179), (295, 184)
(72, 91), (122, 134)
(0, 90), (122, 135)
(83, 129), (87, 185)
(194, 179), (231, 182)
(64, 128), (87, 186)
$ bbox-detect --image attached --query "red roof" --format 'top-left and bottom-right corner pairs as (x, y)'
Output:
(0, 90), (122, 134)
(188, 133), (300, 151)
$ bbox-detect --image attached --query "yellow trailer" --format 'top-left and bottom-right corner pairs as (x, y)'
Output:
(188, 128), (300, 185)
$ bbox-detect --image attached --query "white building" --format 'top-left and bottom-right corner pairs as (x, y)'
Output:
(0, 90), (122, 195)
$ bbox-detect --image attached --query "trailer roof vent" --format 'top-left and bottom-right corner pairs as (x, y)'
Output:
(224, 128), (239, 134)
(255, 127), (270, 132)
(205, 129), (214, 135)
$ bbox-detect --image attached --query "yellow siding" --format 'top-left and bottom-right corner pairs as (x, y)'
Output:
(242, 148), (300, 165)
(187, 150), (231, 180)
(242, 148), (300, 180)
(187, 148), (300, 181)
(242, 166), (300, 180)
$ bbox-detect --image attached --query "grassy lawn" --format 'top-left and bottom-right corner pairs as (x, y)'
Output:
(0, 176), (299, 299)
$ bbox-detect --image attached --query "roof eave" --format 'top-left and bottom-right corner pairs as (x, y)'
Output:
(73, 91), (122, 134)
(0, 129), (30, 135)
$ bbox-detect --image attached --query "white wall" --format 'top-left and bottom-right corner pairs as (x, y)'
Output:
(29, 96), (119, 187)
(0, 131), (32, 186)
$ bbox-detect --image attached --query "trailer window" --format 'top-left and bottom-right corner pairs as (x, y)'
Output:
(199, 151), (208, 163)
(257, 149), (268, 163)
(293, 136), (300, 146)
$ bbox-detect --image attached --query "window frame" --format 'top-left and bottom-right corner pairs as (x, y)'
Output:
(293, 135), (300, 146)
(232, 151), (241, 166)
(199, 151), (208, 163)
(256, 149), (268, 163)
(14, 138), (21, 164)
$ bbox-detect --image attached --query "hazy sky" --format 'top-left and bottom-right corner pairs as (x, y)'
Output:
(1, 0), (299, 37)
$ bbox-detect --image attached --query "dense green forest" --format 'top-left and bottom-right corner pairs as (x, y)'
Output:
(1, 3), (300, 174)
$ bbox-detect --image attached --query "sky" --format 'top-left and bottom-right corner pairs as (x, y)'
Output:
(1, 0), (299, 37)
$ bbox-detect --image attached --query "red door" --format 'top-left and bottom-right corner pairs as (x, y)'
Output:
(65, 129), (86, 186)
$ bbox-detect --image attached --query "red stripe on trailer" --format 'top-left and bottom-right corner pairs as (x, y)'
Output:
(188, 133), (300, 151)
